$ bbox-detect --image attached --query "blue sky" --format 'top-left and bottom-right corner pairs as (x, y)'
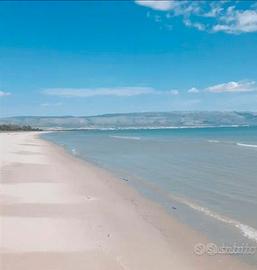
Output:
(0, 0), (257, 116)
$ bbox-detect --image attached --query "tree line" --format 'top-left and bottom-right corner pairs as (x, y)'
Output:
(0, 124), (42, 131)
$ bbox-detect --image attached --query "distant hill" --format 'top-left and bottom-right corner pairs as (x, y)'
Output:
(0, 112), (257, 130)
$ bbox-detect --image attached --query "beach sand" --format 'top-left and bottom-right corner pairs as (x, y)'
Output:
(0, 132), (255, 270)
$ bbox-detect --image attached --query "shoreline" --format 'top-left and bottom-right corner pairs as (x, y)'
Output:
(0, 131), (255, 269)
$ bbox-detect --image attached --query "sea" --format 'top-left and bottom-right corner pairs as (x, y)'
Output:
(41, 126), (257, 265)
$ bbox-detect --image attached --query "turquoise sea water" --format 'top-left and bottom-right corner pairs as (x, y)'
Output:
(42, 126), (257, 265)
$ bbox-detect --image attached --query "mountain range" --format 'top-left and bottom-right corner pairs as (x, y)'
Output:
(1, 111), (257, 130)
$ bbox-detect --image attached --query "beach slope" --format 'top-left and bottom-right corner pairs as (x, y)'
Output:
(0, 132), (253, 270)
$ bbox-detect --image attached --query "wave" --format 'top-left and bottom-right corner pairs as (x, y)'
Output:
(207, 140), (220, 143)
(208, 140), (257, 149)
(109, 169), (257, 243)
(175, 196), (257, 243)
(71, 148), (78, 155)
(110, 135), (141, 140)
(236, 224), (257, 242)
(236, 143), (257, 148)
(58, 125), (249, 131)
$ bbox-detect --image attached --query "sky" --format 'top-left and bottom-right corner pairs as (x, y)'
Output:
(0, 0), (257, 117)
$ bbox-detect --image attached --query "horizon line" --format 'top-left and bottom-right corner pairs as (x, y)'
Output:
(1, 110), (257, 119)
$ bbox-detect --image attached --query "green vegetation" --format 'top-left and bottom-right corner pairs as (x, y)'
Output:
(0, 124), (42, 131)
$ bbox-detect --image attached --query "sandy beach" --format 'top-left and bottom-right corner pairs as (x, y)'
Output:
(0, 132), (255, 270)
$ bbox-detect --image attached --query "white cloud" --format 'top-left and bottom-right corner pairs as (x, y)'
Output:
(206, 80), (257, 93)
(183, 18), (205, 31)
(136, 0), (202, 15)
(135, 0), (176, 11)
(202, 2), (224, 18)
(213, 9), (257, 34)
(41, 102), (63, 107)
(42, 87), (183, 98)
(43, 87), (156, 97)
(188, 87), (200, 94)
(43, 81), (256, 99)
(135, 0), (257, 34)
(0, 91), (11, 97)
(169, 89), (179, 95)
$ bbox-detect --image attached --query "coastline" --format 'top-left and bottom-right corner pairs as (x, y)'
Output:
(0, 131), (255, 269)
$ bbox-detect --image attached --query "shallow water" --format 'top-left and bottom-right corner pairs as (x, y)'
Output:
(42, 126), (257, 265)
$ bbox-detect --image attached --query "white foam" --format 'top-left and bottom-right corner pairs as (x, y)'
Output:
(207, 140), (220, 143)
(236, 143), (257, 148)
(71, 148), (78, 155)
(57, 125), (247, 131)
(236, 224), (257, 242)
(110, 136), (141, 140)
(173, 196), (257, 243)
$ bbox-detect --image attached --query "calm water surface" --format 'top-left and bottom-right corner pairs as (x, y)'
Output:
(42, 126), (257, 265)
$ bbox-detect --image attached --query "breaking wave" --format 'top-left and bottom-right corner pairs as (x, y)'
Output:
(175, 196), (257, 243)
(236, 143), (257, 148)
(110, 136), (141, 140)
